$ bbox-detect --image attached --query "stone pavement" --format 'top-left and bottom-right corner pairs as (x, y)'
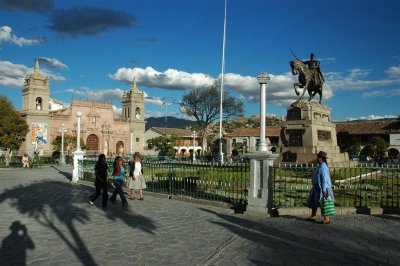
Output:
(0, 166), (399, 266)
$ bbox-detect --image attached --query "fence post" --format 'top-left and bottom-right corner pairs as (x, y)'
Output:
(245, 152), (278, 216)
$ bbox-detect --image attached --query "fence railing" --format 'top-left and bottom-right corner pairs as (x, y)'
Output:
(78, 158), (400, 209)
(273, 164), (400, 208)
(78, 159), (249, 206)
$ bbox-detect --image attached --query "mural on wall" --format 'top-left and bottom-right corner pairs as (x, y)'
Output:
(31, 122), (48, 144)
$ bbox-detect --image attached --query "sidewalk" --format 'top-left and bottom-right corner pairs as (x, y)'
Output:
(0, 166), (399, 265)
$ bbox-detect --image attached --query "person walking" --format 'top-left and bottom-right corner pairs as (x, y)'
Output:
(89, 154), (109, 207)
(128, 152), (147, 200)
(307, 151), (335, 224)
(109, 156), (128, 207)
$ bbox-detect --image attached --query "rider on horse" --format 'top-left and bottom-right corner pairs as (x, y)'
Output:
(290, 52), (325, 104)
(302, 53), (325, 87)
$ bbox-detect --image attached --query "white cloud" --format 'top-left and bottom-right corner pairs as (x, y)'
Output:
(112, 105), (122, 116)
(0, 61), (65, 88)
(110, 66), (334, 108)
(326, 67), (400, 91)
(343, 114), (398, 121)
(63, 87), (125, 101)
(0, 26), (44, 47)
(109, 66), (215, 90)
(385, 66), (400, 78)
(362, 88), (400, 98)
(38, 57), (69, 69)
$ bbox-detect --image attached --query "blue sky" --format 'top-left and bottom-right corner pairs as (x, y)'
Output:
(0, 0), (399, 121)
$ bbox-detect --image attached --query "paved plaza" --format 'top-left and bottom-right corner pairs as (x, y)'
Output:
(0, 166), (399, 265)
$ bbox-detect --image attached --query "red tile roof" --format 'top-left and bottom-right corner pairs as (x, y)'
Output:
(335, 118), (400, 135)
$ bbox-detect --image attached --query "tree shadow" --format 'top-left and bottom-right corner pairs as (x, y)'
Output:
(0, 180), (156, 265)
(198, 208), (399, 265)
(0, 221), (35, 266)
(51, 166), (72, 181)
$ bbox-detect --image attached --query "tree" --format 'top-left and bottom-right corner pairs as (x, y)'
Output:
(371, 136), (389, 157)
(180, 85), (244, 154)
(360, 136), (389, 158)
(0, 96), (29, 165)
(147, 136), (175, 157)
(51, 134), (88, 154)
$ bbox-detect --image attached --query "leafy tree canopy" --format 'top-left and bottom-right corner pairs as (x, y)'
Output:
(0, 95), (29, 151)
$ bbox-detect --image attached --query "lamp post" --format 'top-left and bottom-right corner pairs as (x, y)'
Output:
(130, 129), (134, 154)
(192, 131), (196, 162)
(256, 72), (270, 152)
(72, 111), (83, 183)
(76, 111), (82, 152)
(60, 123), (67, 166)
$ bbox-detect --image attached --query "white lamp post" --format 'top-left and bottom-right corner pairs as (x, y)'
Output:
(60, 123), (67, 166)
(76, 111), (82, 151)
(192, 131), (196, 162)
(256, 72), (270, 152)
(130, 129), (134, 154)
(72, 111), (83, 183)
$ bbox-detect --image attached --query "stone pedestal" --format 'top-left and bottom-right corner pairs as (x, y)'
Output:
(72, 150), (84, 183)
(276, 100), (349, 166)
(245, 151), (278, 216)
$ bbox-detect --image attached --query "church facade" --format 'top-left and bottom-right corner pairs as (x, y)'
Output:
(19, 60), (146, 157)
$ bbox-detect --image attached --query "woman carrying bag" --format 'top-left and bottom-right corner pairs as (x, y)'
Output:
(307, 151), (335, 224)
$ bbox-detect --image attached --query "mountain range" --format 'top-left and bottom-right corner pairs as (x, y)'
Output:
(145, 116), (196, 130)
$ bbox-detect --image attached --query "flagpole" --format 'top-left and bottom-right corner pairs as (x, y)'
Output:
(218, 0), (227, 164)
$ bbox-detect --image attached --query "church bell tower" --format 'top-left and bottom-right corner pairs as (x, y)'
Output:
(20, 59), (51, 155)
(121, 78), (145, 153)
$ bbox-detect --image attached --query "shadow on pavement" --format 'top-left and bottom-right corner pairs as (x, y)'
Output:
(198, 208), (399, 265)
(0, 221), (35, 266)
(0, 180), (156, 265)
(51, 166), (72, 181)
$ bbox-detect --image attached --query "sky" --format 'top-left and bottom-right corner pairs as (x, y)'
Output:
(0, 0), (399, 122)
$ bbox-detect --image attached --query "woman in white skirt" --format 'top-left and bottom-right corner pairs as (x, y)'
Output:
(128, 152), (147, 200)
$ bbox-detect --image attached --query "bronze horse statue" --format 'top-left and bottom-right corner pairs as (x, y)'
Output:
(290, 60), (323, 104)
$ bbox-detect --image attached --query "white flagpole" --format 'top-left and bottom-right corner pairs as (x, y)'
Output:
(218, 0), (227, 164)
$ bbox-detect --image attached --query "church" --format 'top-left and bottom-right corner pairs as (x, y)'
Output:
(19, 60), (146, 157)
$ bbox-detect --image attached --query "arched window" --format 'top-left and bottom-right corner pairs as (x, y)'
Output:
(35, 97), (42, 110)
(135, 107), (141, 119)
(86, 134), (99, 151)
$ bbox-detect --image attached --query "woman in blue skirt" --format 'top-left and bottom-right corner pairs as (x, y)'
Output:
(307, 151), (334, 224)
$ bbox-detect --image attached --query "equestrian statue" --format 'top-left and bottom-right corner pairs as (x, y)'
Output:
(290, 52), (325, 104)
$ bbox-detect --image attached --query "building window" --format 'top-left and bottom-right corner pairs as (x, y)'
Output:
(232, 139), (236, 145)
(136, 138), (139, 142)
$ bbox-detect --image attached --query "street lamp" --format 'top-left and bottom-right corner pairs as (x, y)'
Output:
(130, 129), (134, 154)
(256, 72), (270, 152)
(72, 111), (83, 183)
(76, 111), (82, 152)
(192, 131), (196, 162)
(60, 123), (67, 166)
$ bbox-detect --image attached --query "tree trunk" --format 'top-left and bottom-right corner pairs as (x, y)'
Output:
(5, 148), (12, 166)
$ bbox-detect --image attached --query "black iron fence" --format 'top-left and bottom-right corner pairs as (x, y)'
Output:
(78, 159), (249, 206)
(273, 164), (400, 208)
(78, 159), (400, 209)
